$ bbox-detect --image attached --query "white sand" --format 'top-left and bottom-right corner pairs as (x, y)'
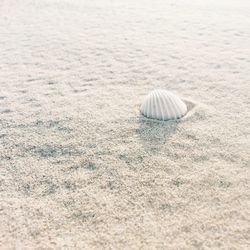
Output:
(0, 0), (250, 249)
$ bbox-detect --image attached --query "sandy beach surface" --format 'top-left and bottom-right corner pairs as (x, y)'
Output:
(0, 0), (250, 249)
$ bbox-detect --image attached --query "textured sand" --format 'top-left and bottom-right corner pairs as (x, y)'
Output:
(0, 0), (250, 249)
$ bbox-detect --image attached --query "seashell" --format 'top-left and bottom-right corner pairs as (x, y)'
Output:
(140, 89), (187, 120)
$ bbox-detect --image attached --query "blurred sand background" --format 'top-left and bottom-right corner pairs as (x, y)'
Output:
(0, 0), (249, 249)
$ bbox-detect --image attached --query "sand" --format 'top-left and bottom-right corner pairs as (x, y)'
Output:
(0, 0), (250, 249)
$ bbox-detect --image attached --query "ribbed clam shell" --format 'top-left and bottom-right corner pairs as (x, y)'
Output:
(140, 89), (187, 120)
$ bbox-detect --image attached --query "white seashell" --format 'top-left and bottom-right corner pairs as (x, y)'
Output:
(140, 89), (187, 120)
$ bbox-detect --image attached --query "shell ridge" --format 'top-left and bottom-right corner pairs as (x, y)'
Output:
(158, 90), (167, 120)
(147, 92), (153, 118)
(168, 92), (182, 119)
(146, 93), (152, 117)
(171, 95), (182, 118)
(140, 100), (144, 115)
(170, 94), (180, 119)
(152, 90), (157, 119)
(155, 90), (164, 120)
(144, 95), (150, 117)
(164, 91), (175, 119)
(160, 91), (170, 120)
